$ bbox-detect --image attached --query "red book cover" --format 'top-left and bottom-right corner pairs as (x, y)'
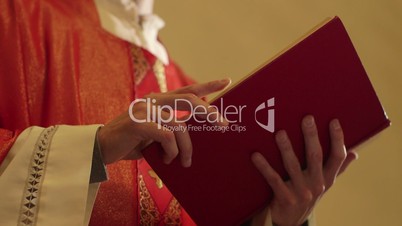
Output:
(142, 17), (390, 225)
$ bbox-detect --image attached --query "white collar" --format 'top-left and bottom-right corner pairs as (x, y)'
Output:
(93, 0), (169, 65)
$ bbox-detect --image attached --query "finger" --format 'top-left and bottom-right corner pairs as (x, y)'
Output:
(275, 130), (305, 187)
(251, 152), (293, 202)
(136, 122), (179, 165)
(171, 78), (231, 97)
(159, 111), (193, 167)
(338, 151), (358, 175)
(149, 93), (228, 126)
(323, 119), (347, 187)
(301, 115), (324, 180)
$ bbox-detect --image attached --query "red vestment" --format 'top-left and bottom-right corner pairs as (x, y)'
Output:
(0, 0), (195, 225)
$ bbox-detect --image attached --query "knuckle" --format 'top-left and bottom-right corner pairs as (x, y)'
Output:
(309, 150), (322, 161)
(286, 162), (300, 175)
(135, 110), (148, 119)
(335, 129), (344, 140)
(166, 148), (178, 159)
(326, 179), (335, 188)
(277, 139), (292, 152)
(131, 102), (147, 112)
(301, 190), (313, 203)
(144, 93), (157, 100)
(332, 126), (343, 140)
(129, 110), (148, 124)
(306, 127), (318, 137)
(312, 184), (326, 197)
(283, 196), (297, 206)
(137, 103), (147, 111)
(184, 93), (198, 101)
(282, 140), (292, 150)
(334, 148), (347, 161)
(162, 131), (175, 143)
(179, 86), (191, 93)
(269, 174), (283, 186)
(189, 87), (200, 96)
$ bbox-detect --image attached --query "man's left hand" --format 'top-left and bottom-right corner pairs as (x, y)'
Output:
(250, 115), (358, 226)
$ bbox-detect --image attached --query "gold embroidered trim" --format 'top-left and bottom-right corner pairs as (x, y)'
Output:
(153, 60), (168, 93)
(139, 175), (161, 225)
(131, 45), (168, 93)
(131, 45), (151, 86)
(139, 174), (182, 225)
(18, 126), (57, 226)
(163, 198), (182, 225)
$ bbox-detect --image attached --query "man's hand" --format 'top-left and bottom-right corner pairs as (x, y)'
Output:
(251, 115), (358, 226)
(98, 79), (231, 165)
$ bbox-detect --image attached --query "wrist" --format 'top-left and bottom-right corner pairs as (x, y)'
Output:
(96, 125), (110, 164)
(89, 126), (108, 183)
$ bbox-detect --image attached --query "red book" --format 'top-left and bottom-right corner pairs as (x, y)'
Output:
(143, 16), (390, 225)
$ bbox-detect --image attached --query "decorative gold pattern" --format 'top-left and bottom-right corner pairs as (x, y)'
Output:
(163, 198), (182, 225)
(139, 175), (161, 225)
(148, 169), (163, 189)
(131, 45), (168, 93)
(139, 175), (182, 225)
(131, 45), (151, 86)
(18, 126), (57, 226)
(153, 59), (168, 93)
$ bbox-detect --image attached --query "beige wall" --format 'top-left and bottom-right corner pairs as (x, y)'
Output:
(155, 0), (402, 225)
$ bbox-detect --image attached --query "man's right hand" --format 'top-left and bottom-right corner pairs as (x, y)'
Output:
(97, 79), (231, 166)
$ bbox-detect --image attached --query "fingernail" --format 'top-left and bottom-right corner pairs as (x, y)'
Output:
(220, 78), (231, 86)
(331, 119), (341, 130)
(276, 130), (288, 142)
(352, 151), (359, 160)
(184, 158), (192, 167)
(304, 116), (315, 127)
(220, 78), (229, 82)
(251, 152), (261, 162)
(163, 157), (171, 165)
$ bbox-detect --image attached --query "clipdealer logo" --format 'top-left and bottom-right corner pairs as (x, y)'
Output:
(128, 97), (275, 133)
(254, 97), (275, 133)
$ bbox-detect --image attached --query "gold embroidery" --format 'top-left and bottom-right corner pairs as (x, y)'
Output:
(148, 169), (163, 189)
(139, 175), (161, 225)
(131, 45), (150, 86)
(130, 45), (168, 94)
(139, 174), (182, 225)
(163, 198), (182, 226)
(18, 126), (57, 226)
(153, 60), (168, 93)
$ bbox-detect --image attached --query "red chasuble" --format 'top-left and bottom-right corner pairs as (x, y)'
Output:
(0, 0), (196, 225)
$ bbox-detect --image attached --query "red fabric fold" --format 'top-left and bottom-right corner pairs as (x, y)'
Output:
(0, 129), (20, 166)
